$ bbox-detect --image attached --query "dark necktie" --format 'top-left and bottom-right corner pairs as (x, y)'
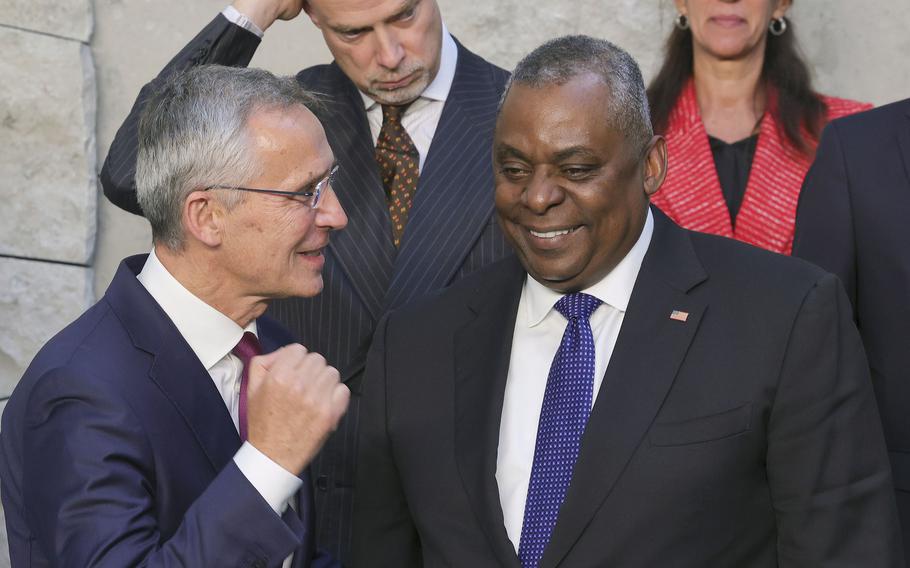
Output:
(518, 293), (603, 568)
(232, 331), (262, 442)
(375, 103), (420, 247)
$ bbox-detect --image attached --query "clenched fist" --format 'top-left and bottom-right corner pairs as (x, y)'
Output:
(231, 0), (307, 32)
(245, 343), (349, 475)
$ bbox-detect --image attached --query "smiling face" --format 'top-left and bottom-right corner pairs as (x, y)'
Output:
(218, 105), (348, 300)
(306, 0), (443, 105)
(494, 74), (666, 293)
(676, 0), (791, 61)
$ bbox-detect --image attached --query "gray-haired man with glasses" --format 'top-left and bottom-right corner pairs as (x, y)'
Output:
(0, 65), (348, 567)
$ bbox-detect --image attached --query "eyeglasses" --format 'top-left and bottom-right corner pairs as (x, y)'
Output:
(204, 164), (339, 209)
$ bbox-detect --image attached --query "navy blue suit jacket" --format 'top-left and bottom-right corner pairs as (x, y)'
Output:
(794, 98), (910, 557)
(356, 208), (903, 567)
(99, 15), (512, 561)
(0, 255), (326, 567)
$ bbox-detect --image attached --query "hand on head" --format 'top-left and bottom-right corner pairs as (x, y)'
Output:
(245, 343), (350, 475)
(231, 0), (307, 31)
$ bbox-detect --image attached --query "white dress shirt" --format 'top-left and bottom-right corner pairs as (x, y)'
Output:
(495, 210), (654, 551)
(138, 250), (301, 567)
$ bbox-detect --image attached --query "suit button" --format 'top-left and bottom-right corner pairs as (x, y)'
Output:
(316, 475), (329, 492)
(251, 560), (267, 568)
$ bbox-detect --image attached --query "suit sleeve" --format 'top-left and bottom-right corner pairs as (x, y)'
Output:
(99, 14), (261, 215)
(792, 122), (858, 308)
(22, 367), (301, 567)
(352, 314), (423, 567)
(766, 273), (904, 566)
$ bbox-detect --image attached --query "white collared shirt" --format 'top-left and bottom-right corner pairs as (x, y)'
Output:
(496, 210), (655, 551)
(138, 250), (301, 566)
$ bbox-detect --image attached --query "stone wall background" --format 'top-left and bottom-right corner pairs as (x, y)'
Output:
(0, 1), (96, 564)
(1, 0), (909, 564)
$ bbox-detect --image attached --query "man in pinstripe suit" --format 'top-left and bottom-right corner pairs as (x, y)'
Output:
(100, 0), (512, 563)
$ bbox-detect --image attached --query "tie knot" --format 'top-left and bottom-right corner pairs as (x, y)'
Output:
(381, 103), (409, 124)
(554, 292), (602, 322)
(232, 331), (262, 363)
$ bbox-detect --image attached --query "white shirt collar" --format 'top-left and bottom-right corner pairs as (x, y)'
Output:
(360, 23), (458, 110)
(524, 209), (655, 327)
(137, 249), (257, 370)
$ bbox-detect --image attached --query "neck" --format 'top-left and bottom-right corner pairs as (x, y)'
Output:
(692, 44), (767, 142)
(155, 244), (267, 328)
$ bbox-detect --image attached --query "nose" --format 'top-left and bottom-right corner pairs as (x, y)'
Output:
(523, 169), (565, 214)
(316, 186), (348, 231)
(374, 27), (405, 70)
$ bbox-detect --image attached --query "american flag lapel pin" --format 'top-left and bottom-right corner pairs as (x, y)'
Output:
(670, 309), (689, 322)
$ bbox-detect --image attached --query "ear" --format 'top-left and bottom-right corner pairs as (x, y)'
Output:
(773, 0), (792, 18)
(642, 135), (668, 198)
(183, 190), (226, 248)
(673, 0), (687, 15)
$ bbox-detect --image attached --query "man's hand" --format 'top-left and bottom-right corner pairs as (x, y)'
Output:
(231, 0), (307, 32)
(245, 343), (350, 475)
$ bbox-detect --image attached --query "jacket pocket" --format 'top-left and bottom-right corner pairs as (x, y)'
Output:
(650, 402), (752, 447)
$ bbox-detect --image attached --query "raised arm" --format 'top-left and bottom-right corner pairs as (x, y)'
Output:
(100, 1), (305, 214)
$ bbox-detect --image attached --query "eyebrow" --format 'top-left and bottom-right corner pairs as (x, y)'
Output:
(330, 0), (419, 35)
(494, 145), (530, 163)
(495, 145), (599, 163)
(552, 146), (599, 162)
(295, 161), (337, 193)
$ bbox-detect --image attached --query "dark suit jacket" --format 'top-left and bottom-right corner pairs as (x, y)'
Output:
(99, 16), (512, 560)
(0, 255), (325, 568)
(793, 97), (910, 556)
(354, 208), (903, 567)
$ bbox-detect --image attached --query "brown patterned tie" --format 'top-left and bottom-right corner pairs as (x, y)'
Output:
(375, 104), (420, 247)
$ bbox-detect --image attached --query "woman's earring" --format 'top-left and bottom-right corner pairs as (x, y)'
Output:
(769, 17), (787, 36)
(675, 13), (690, 30)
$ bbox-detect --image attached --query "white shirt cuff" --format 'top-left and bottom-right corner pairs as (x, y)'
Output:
(234, 442), (302, 514)
(222, 5), (265, 38)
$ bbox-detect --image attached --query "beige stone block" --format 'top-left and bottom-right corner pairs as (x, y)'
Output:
(0, 27), (97, 264)
(440, 0), (671, 78)
(0, 258), (93, 397)
(0, 0), (93, 43)
(792, 0), (910, 106)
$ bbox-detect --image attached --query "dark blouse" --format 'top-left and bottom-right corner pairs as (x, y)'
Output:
(708, 133), (759, 226)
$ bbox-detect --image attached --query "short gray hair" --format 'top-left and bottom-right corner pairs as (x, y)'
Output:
(503, 35), (653, 151)
(136, 65), (322, 250)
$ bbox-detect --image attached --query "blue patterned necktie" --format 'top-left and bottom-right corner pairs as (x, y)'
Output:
(518, 292), (602, 568)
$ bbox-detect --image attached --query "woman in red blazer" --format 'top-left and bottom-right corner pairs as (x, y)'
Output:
(648, 0), (870, 255)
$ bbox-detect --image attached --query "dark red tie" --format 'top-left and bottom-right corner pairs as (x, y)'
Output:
(232, 331), (262, 442)
(375, 103), (420, 247)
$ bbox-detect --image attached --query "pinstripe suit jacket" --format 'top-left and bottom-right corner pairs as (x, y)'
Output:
(100, 14), (512, 564)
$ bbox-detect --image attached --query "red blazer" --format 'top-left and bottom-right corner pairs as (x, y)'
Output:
(651, 80), (871, 254)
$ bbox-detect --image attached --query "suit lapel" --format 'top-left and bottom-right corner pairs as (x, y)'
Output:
(312, 66), (397, 320)
(453, 257), (525, 568)
(383, 42), (504, 310)
(541, 210), (708, 568)
(107, 256), (241, 473)
(733, 106), (810, 255)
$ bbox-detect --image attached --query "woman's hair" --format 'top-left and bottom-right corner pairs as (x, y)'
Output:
(647, 13), (827, 155)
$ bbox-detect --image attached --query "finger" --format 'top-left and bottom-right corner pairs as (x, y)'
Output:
(330, 384), (351, 424)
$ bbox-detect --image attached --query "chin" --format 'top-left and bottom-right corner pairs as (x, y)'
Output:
(370, 77), (428, 106)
